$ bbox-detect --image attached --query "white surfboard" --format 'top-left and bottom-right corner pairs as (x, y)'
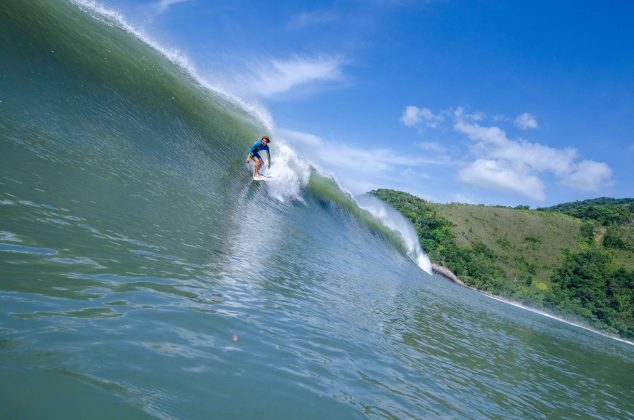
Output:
(253, 175), (271, 182)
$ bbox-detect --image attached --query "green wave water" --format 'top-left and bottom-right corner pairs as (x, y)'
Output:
(1, 1), (633, 418)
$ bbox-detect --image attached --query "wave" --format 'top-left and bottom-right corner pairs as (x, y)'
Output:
(70, 0), (432, 271)
(2, 0), (432, 274)
(69, 0), (275, 131)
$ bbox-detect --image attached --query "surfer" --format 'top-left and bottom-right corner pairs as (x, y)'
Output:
(245, 136), (271, 179)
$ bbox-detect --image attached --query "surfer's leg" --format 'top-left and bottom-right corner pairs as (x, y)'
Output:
(254, 158), (263, 177)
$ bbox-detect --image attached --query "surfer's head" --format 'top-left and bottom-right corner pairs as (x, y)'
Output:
(261, 136), (270, 144)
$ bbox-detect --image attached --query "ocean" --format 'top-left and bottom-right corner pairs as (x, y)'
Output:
(1, 1), (633, 418)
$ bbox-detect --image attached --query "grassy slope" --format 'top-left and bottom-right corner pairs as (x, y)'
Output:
(611, 223), (634, 270)
(426, 203), (583, 288)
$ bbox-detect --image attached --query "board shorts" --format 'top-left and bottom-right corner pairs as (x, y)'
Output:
(248, 151), (262, 160)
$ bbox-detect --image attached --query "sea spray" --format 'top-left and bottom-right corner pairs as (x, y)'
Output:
(355, 194), (432, 274)
(256, 142), (312, 202)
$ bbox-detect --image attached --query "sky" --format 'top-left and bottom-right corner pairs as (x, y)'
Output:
(93, 0), (633, 206)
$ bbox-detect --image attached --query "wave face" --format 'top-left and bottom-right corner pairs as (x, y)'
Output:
(1, 1), (633, 418)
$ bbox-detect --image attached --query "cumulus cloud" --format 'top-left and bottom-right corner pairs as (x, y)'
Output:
(400, 106), (444, 128)
(514, 112), (539, 130)
(455, 116), (576, 176)
(240, 55), (345, 97)
(458, 159), (546, 200)
(453, 111), (612, 200)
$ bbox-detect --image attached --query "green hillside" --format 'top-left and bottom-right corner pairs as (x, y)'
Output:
(539, 197), (634, 226)
(372, 189), (634, 338)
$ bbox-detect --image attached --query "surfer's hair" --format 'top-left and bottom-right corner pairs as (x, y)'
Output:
(261, 136), (270, 142)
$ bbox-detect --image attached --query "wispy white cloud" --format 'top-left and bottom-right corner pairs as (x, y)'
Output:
(561, 160), (613, 192)
(280, 128), (438, 173)
(277, 127), (451, 186)
(237, 55), (345, 97)
(417, 141), (446, 154)
(514, 112), (539, 130)
(288, 10), (338, 28)
(156, 0), (191, 13)
(416, 141), (452, 163)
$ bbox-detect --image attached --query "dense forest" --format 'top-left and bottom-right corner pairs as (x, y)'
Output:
(539, 197), (634, 226)
(372, 189), (634, 339)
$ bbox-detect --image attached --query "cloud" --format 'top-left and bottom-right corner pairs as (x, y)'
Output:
(400, 106), (444, 128)
(458, 159), (546, 200)
(455, 116), (576, 176)
(278, 127), (449, 175)
(416, 141), (453, 163)
(156, 0), (191, 13)
(514, 112), (539, 130)
(417, 142), (446, 154)
(453, 111), (612, 200)
(239, 55), (345, 97)
(562, 160), (613, 192)
(288, 10), (338, 28)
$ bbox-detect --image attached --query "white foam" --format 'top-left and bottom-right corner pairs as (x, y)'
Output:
(259, 142), (311, 202)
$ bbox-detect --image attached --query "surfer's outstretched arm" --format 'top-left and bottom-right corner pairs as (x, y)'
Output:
(266, 148), (271, 169)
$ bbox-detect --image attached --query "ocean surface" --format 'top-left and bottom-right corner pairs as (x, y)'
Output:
(1, 1), (633, 418)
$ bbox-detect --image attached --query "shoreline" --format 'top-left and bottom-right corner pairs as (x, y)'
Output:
(431, 262), (633, 345)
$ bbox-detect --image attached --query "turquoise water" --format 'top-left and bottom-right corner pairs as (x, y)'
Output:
(1, 1), (633, 418)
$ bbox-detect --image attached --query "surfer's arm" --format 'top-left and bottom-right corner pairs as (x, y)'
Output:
(265, 148), (271, 167)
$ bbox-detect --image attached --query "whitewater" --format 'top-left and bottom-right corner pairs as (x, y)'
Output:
(1, 1), (633, 418)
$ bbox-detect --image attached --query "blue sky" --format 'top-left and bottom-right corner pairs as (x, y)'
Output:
(89, 0), (633, 206)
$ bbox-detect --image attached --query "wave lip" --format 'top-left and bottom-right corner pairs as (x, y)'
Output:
(69, 0), (274, 131)
(356, 194), (432, 274)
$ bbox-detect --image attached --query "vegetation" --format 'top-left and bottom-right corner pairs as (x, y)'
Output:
(372, 189), (634, 339)
(547, 250), (634, 337)
(539, 197), (634, 226)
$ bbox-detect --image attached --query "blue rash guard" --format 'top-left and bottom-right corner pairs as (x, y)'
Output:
(247, 141), (270, 166)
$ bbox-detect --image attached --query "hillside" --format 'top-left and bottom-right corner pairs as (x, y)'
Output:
(539, 197), (634, 226)
(372, 189), (634, 338)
